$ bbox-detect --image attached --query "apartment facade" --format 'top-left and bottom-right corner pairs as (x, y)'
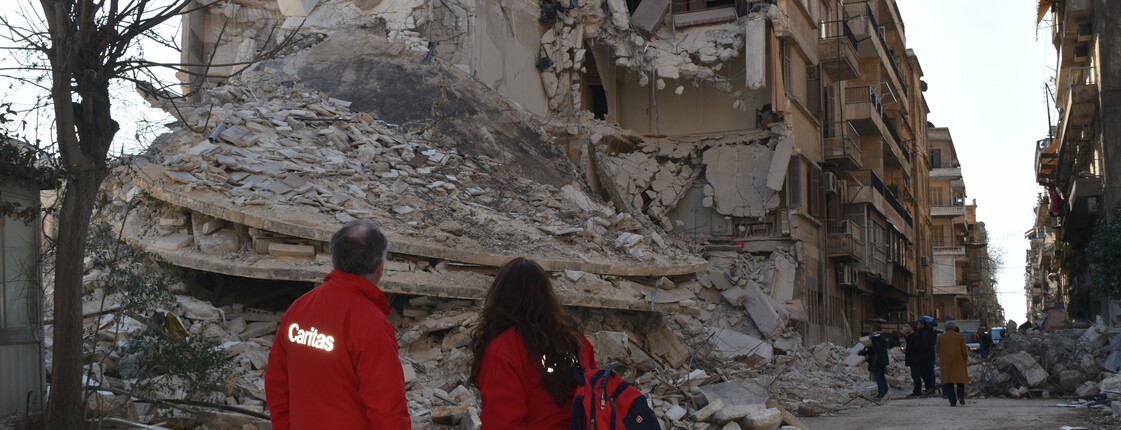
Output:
(1032, 0), (1121, 321)
(178, 0), (955, 345)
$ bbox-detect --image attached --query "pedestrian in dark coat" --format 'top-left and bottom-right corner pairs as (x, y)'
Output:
(903, 322), (924, 396)
(914, 317), (938, 393)
(858, 324), (890, 399)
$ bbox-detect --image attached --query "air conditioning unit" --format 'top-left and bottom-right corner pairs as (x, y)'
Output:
(838, 264), (859, 286)
(921, 256), (930, 267)
(824, 171), (840, 195)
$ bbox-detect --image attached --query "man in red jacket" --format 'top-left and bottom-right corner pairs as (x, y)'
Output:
(265, 220), (410, 429)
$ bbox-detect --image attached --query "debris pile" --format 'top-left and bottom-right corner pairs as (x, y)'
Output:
(143, 71), (695, 269)
(973, 319), (1118, 399)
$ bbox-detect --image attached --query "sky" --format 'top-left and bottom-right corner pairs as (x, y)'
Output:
(895, 0), (1055, 322)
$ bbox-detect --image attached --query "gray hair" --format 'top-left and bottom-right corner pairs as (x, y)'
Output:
(329, 220), (388, 275)
(945, 321), (958, 330)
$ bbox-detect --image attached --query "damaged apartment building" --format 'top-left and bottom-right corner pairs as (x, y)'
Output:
(1030, 0), (1121, 323)
(151, 0), (980, 347)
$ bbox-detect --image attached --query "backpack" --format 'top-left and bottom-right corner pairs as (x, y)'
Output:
(571, 364), (660, 430)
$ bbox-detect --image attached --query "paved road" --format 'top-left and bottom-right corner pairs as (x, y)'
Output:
(802, 396), (1115, 430)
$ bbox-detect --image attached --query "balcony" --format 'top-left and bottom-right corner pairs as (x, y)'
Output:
(934, 284), (967, 296)
(827, 219), (864, 262)
(931, 203), (966, 218)
(824, 122), (862, 170)
(843, 86), (909, 167)
(819, 20), (860, 81)
(842, 3), (909, 102)
(933, 246), (966, 256)
(930, 167), (962, 179)
(845, 169), (913, 239)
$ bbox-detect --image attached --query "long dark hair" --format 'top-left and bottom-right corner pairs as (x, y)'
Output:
(470, 257), (584, 404)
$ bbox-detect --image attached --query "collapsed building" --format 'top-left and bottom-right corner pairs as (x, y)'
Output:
(175, 0), (957, 345)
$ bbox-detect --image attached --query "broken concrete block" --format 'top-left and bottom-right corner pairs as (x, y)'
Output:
(218, 125), (257, 147)
(709, 269), (735, 290)
(712, 403), (765, 424)
(665, 404), (687, 421)
(593, 331), (630, 363)
(1100, 374), (1121, 400)
(1006, 351), (1049, 387)
(722, 422), (742, 430)
(843, 354), (865, 368)
(741, 408), (781, 430)
(1075, 381), (1099, 398)
(268, 243), (316, 259)
(721, 286), (747, 306)
(164, 170), (200, 184)
(1008, 386), (1028, 398)
(154, 234), (193, 250)
(777, 407), (808, 430)
(191, 213), (226, 235)
(706, 327), (773, 362)
(176, 296), (220, 321)
(401, 359), (417, 386)
(276, 0), (320, 17)
(196, 228), (240, 256)
(631, 0), (671, 36)
(694, 399), (724, 422)
(645, 326), (689, 368)
(1056, 369), (1084, 392)
(699, 380), (769, 423)
(743, 281), (782, 339)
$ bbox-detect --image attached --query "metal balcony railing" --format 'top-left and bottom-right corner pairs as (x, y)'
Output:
(849, 169), (913, 226)
(828, 219), (863, 237)
(820, 19), (858, 49)
(1070, 66), (1097, 86)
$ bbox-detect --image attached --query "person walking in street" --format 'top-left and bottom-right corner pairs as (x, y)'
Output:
(903, 322), (930, 396)
(979, 326), (994, 359)
(915, 316), (938, 394)
(858, 324), (890, 400)
(471, 257), (597, 429)
(936, 321), (970, 406)
(265, 220), (410, 429)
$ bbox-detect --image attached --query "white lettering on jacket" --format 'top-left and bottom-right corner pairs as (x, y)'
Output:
(287, 323), (335, 352)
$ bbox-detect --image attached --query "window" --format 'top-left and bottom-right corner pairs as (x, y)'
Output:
(929, 148), (942, 168)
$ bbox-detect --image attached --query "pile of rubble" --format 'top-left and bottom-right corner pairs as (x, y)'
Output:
(973, 319), (1118, 400)
(142, 70), (696, 269)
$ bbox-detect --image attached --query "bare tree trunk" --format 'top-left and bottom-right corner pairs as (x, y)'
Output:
(46, 172), (102, 429)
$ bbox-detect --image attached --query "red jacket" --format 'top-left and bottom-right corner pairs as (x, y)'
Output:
(265, 270), (410, 430)
(476, 327), (597, 430)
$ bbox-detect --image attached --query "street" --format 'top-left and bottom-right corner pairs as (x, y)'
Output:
(802, 396), (1117, 430)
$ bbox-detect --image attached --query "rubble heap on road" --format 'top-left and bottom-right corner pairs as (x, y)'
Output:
(973, 319), (1119, 399)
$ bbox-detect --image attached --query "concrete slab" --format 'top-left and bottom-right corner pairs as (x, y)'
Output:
(743, 280), (782, 339)
(706, 326), (773, 361)
(702, 145), (775, 218)
(135, 162), (707, 277)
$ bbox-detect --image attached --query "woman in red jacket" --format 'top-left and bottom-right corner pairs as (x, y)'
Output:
(471, 257), (596, 430)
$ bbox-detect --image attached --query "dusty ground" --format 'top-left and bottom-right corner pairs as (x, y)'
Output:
(802, 396), (1118, 430)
